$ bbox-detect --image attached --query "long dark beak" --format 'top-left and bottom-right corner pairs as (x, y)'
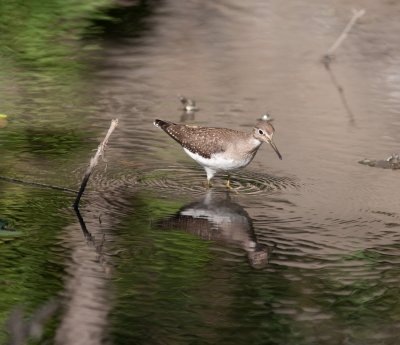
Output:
(268, 139), (282, 160)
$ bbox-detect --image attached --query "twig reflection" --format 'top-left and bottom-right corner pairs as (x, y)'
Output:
(73, 206), (108, 269)
(73, 206), (93, 242)
(323, 62), (356, 125)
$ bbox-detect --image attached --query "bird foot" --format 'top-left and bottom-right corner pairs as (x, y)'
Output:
(225, 180), (239, 193)
(224, 178), (240, 194)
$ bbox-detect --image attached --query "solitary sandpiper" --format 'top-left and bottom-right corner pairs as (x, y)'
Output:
(154, 114), (282, 187)
(179, 95), (197, 112)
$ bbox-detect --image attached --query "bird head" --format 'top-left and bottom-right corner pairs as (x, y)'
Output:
(253, 115), (282, 160)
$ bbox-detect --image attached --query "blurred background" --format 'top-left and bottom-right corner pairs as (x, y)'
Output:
(1, 0), (400, 344)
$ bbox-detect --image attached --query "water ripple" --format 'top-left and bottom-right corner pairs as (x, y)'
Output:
(89, 164), (296, 198)
(133, 165), (296, 196)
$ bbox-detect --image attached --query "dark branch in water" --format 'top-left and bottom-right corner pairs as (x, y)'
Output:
(73, 119), (118, 209)
(322, 9), (365, 67)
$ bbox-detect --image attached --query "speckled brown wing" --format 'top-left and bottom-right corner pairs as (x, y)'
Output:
(154, 119), (235, 158)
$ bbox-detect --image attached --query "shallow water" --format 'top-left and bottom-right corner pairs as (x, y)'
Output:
(1, 0), (400, 344)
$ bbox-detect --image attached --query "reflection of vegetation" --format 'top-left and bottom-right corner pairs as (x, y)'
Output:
(136, 170), (173, 184)
(0, 1), (115, 180)
(299, 248), (400, 343)
(0, 230), (24, 242)
(0, 0), (111, 75)
(2, 127), (95, 156)
(0, 184), (73, 343)
(342, 249), (381, 263)
(89, 0), (159, 39)
(0, 218), (23, 243)
(0, 0), (159, 81)
(134, 193), (184, 219)
(0, 0), (158, 176)
(0, 1), (172, 344)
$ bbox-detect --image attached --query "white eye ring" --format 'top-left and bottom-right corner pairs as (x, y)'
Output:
(258, 129), (264, 135)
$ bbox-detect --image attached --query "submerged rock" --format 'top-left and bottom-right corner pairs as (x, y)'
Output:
(359, 153), (400, 169)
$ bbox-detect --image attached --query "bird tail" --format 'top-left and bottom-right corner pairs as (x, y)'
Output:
(154, 119), (174, 130)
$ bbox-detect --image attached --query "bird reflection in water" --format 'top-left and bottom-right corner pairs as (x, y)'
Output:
(157, 191), (272, 269)
(180, 110), (196, 123)
(179, 95), (198, 122)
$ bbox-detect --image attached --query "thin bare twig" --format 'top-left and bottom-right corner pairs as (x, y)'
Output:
(73, 119), (118, 209)
(322, 9), (366, 66)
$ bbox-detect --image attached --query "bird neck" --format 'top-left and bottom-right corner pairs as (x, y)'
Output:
(247, 135), (263, 153)
(235, 134), (262, 157)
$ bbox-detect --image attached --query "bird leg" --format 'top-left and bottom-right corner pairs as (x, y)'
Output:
(203, 180), (213, 188)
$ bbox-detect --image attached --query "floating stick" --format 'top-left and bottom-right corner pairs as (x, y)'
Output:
(323, 9), (366, 66)
(73, 119), (118, 209)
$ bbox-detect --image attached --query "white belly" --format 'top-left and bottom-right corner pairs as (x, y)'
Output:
(183, 148), (253, 171)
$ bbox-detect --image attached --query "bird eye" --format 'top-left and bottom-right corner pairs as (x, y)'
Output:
(258, 129), (264, 135)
